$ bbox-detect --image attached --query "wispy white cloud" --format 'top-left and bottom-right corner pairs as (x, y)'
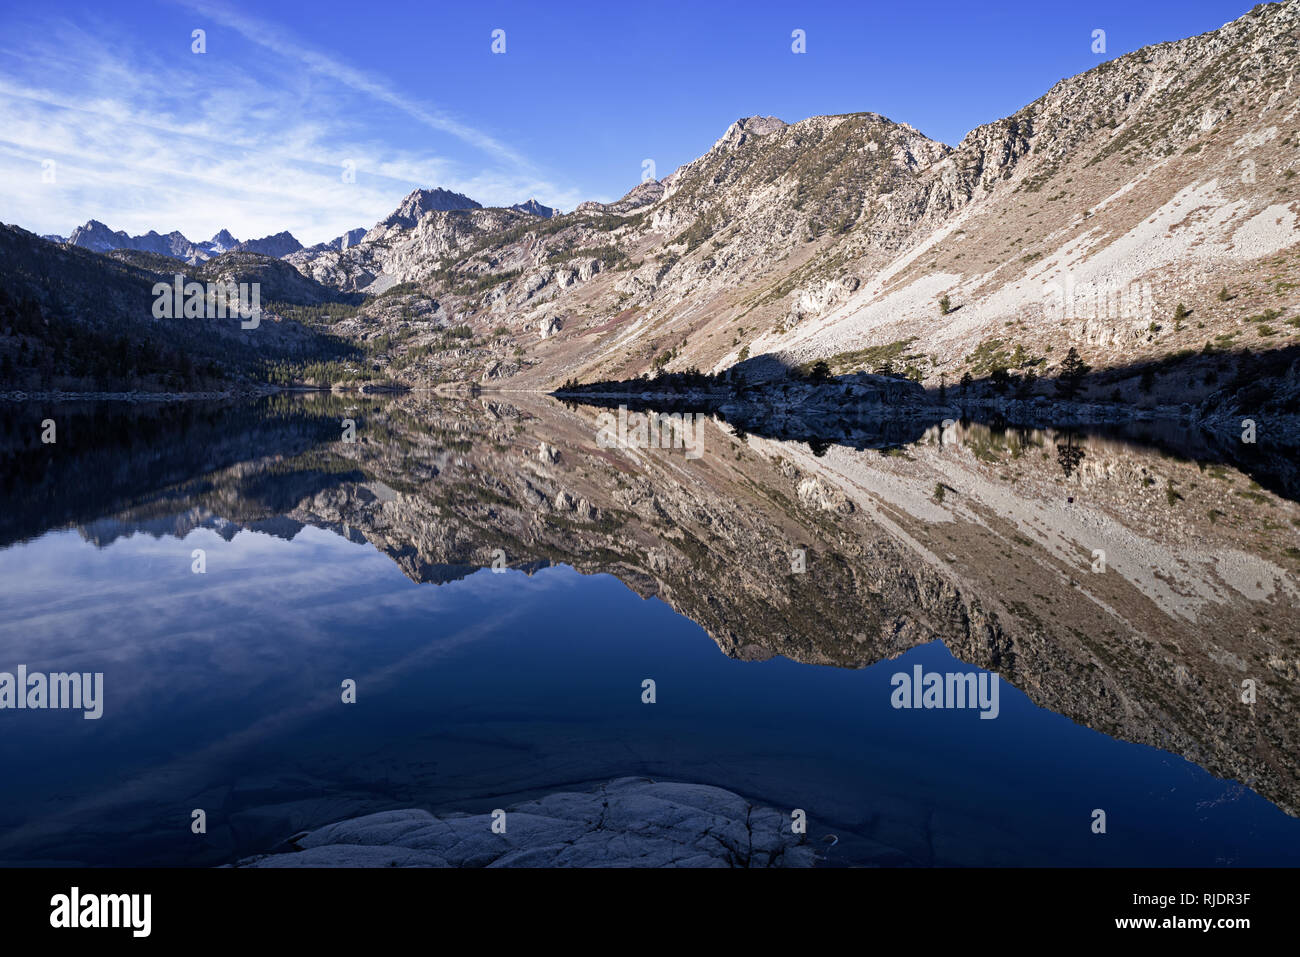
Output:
(0, 8), (588, 243)
(171, 0), (535, 170)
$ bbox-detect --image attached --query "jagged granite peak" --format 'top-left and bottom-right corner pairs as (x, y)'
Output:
(207, 229), (240, 253)
(509, 198), (557, 218)
(151, 230), (197, 257)
(66, 219), (132, 253)
(234, 230), (304, 257)
(40, 233), (66, 244)
(376, 187), (483, 231)
(657, 115), (791, 196)
(66, 219), (215, 261)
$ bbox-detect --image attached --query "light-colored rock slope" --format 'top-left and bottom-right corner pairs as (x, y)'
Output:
(232, 777), (819, 868)
(769, 0), (1300, 380)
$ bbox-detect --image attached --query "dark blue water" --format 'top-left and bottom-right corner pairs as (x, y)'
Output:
(0, 519), (1296, 866)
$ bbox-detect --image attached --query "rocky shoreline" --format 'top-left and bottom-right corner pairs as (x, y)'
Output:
(4, 376), (1293, 442)
(553, 371), (1300, 439)
(0, 382), (411, 403)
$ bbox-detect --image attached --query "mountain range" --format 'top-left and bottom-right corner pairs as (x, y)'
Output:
(58, 220), (308, 265)
(49, 190), (557, 268)
(4, 0), (1300, 411)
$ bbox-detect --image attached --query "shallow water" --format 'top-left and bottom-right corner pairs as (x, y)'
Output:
(0, 394), (1297, 866)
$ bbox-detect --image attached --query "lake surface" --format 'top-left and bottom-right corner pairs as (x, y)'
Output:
(0, 394), (1298, 866)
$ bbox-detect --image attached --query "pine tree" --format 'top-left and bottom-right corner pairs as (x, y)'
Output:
(1056, 347), (1090, 398)
(807, 359), (831, 383)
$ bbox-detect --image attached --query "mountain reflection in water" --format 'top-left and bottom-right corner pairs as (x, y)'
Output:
(0, 394), (1297, 866)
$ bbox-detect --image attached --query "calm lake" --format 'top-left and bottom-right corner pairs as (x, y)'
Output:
(0, 394), (1297, 866)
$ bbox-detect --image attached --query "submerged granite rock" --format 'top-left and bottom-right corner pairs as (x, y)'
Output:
(232, 777), (819, 868)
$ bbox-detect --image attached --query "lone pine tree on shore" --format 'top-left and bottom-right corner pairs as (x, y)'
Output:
(1056, 347), (1091, 398)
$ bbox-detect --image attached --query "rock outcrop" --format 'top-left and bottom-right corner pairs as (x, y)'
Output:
(234, 231), (303, 258)
(232, 778), (819, 868)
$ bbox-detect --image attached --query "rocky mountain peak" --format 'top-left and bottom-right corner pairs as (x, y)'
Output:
(235, 231), (304, 257)
(715, 115), (788, 151)
(378, 187), (482, 231)
(67, 219), (127, 252)
(509, 198), (557, 218)
(208, 229), (239, 252)
(685, 116), (790, 166)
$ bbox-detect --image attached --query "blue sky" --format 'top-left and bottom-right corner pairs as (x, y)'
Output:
(0, 0), (1265, 245)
